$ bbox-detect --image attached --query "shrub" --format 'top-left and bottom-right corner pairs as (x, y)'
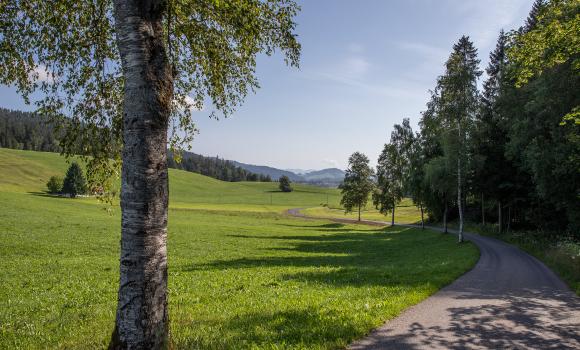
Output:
(46, 176), (63, 194)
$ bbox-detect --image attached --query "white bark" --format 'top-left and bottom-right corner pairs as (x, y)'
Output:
(481, 193), (485, 226)
(457, 121), (464, 243)
(111, 0), (172, 348)
(498, 201), (503, 234)
(443, 200), (448, 233)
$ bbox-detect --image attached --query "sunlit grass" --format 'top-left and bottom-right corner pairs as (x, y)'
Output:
(301, 198), (422, 224)
(0, 148), (479, 349)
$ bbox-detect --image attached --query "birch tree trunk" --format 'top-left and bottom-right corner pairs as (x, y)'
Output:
(457, 122), (464, 243)
(110, 0), (172, 348)
(498, 201), (503, 234)
(481, 193), (485, 225)
(443, 200), (448, 233)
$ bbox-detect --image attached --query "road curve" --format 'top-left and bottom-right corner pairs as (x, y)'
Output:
(287, 209), (580, 349)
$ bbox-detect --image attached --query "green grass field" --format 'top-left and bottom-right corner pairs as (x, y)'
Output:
(301, 198), (422, 224)
(0, 148), (479, 349)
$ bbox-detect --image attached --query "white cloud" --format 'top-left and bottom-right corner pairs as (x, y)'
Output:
(303, 51), (423, 100)
(347, 43), (364, 54)
(29, 64), (52, 82)
(398, 42), (448, 61)
(448, 0), (531, 49)
(182, 95), (204, 112)
(342, 56), (370, 79)
(323, 158), (339, 168)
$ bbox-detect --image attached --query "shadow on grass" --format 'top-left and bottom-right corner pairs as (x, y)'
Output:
(177, 307), (364, 349)
(183, 223), (472, 289)
(27, 191), (59, 198)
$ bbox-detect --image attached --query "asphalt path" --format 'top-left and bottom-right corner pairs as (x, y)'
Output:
(287, 209), (580, 349)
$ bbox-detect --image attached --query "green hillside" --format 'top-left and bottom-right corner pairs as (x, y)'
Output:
(0, 148), (477, 349)
(0, 148), (341, 211)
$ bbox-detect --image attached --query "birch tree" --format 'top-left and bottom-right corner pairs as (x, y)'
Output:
(0, 1), (300, 348)
(340, 152), (374, 221)
(438, 36), (481, 243)
(374, 119), (414, 225)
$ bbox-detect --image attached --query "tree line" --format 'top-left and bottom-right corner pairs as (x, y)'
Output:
(0, 108), (270, 183)
(341, 0), (579, 241)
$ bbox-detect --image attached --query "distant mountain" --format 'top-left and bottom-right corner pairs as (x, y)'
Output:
(234, 162), (345, 187)
(284, 168), (315, 175)
(232, 161), (303, 182)
(302, 168), (345, 182)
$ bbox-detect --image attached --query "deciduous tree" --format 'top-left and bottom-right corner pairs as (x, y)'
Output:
(278, 175), (293, 192)
(0, 1), (300, 347)
(340, 152), (374, 221)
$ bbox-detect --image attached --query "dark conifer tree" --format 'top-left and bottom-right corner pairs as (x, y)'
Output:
(62, 162), (87, 198)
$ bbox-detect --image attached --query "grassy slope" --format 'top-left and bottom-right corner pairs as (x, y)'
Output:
(301, 198), (422, 224)
(0, 148), (479, 349)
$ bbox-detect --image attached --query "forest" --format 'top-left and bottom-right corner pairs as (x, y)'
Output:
(372, 0), (579, 238)
(0, 108), (269, 183)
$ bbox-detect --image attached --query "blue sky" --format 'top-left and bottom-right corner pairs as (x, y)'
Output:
(0, 0), (534, 170)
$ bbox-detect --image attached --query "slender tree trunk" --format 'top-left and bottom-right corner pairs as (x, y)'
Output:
(443, 200), (448, 233)
(507, 205), (511, 231)
(457, 123), (464, 243)
(391, 201), (395, 226)
(420, 204), (424, 229)
(498, 201), (502, 234)
(358, 204), (361, 221)
(481, 192), (485, 226)
(110, 1), (172, 348)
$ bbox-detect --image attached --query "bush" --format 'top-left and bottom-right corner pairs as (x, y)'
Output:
(46, 176), (63, 194)
(279, 175), (293, 192)
(62, 162), (87, 198)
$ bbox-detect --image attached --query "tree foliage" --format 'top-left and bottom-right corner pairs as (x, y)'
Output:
(278, 175), (292, 192)
(373, 119), (414, 222)
(340, 152), (374, 221)
(46, 175), (63, 194)
(393, 0), (579, 238)
(0, 0), (301, 193)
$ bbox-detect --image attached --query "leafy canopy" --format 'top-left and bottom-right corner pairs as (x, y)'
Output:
(0, 0), (301, 192)
(340, 152), (374, 214)
(278, 175), (292, 192)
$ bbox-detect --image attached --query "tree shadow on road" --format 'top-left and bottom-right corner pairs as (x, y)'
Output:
(354, 288), (580, 349)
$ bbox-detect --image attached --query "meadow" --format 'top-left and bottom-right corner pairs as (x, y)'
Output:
(0, 148), (479, 349)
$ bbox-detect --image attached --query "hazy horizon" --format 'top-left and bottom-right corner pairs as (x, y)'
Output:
(0, 0), (534, 170)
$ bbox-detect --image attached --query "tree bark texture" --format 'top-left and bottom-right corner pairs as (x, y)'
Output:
(443, 200), (448, 233)
(481, 193), (485, 226)
(498, 201), (503, 234)
(110, 0), (173, 348)
(457, 122), (464, 243)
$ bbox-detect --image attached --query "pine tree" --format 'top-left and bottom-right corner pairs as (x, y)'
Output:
(523, 0), (547, 33)
(62, 162), (87, 198)
(340, 152), (374, 221)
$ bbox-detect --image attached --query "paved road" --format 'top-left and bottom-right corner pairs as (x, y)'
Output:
(287, 209), (580, 349)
